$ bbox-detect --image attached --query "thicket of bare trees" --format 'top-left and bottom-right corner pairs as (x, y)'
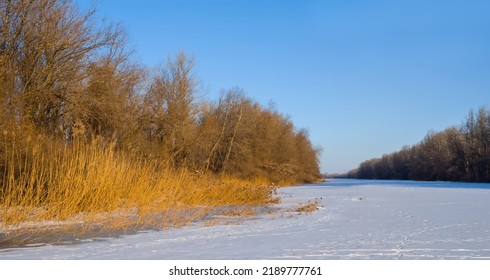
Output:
(194, 89), (321, 183)
(0, 0), (321, 190)
(347, 108), (490, 182)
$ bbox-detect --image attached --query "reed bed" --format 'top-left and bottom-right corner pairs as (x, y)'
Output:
(0, 131), (276, 242)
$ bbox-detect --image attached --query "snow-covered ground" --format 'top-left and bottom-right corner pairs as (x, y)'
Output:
(1, 179), (489, 260)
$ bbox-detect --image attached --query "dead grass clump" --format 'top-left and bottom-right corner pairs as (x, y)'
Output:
(291, 198), (322, 214)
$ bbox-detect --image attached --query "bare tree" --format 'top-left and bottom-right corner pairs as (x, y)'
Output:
(143, 52), (199, 165)
(0, 0), (129, 136)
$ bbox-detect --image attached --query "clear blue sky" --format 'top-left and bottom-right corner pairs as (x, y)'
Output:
(76, 0), (490, 174)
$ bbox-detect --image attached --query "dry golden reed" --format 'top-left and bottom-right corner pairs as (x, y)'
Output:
(0, 132), (275, 236)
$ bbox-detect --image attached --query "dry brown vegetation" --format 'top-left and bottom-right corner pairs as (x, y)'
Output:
(0, 0), (321, 239)
(290, 199), (322, 214)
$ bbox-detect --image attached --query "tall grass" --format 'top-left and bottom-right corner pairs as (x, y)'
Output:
(0, 130), (275, 235)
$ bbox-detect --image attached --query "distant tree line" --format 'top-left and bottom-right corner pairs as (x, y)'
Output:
(0, 0), (321, 185)
(346, 108), (490, 182)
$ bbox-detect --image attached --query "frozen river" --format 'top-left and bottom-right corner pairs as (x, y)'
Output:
(1, 179), (490, 259)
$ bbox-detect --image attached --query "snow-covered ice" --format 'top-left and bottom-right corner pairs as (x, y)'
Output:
(1, 179), (489, 259)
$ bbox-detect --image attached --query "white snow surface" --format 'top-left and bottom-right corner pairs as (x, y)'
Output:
(1, 179), (490, 260)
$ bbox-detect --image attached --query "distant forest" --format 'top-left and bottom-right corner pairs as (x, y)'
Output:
(346, 107), (490, 182)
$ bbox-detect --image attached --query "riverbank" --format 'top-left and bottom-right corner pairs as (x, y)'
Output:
(2, 179), (490, 259)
